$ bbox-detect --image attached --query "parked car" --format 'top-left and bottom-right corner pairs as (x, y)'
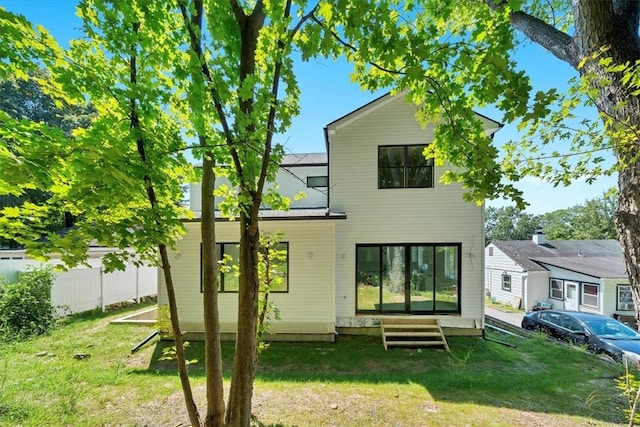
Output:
(521, 310), (640, 368)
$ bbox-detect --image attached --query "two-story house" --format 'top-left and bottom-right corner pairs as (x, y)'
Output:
(158, 93), (501, 341)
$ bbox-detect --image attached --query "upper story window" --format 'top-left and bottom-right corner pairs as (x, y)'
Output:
(378, 145), (434, 189)
(307, 176), (328, 188)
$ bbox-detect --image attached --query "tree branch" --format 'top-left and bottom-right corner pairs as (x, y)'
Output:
(255, 0), (292, 212)
(509, 10), (580, 68)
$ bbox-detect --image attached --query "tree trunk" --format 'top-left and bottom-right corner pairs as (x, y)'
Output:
(201, 153), (226, 427)
(225, 208), (260, 427)
(503, 0), (640, 329)
(159, 244), (201, 426)
(570, 1), (640, 329)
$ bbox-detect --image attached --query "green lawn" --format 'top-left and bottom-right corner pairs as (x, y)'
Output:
(0, 304), (631, 426)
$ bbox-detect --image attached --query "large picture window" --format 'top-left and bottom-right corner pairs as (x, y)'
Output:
(581, 283), (599, 309)
(617, 285), (633, 311)
(200, 242), (289, 293)
(378, 145), (434, 189)
(356, 243), (460, 314)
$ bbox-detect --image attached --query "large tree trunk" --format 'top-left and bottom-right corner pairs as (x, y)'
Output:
(225, 208), (261, 426)
(503, 0), (640, 328)
(201, 153), (226, 427)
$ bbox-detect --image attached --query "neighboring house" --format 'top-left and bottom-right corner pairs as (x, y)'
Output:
(485, 232), (632, 317)
(159, 93), (502, 341)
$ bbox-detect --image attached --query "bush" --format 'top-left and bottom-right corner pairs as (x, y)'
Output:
(0, 266), (57, 341)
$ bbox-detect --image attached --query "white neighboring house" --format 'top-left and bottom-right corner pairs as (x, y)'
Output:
(159, 93), (502, 341)
(485, 232), (632, 317)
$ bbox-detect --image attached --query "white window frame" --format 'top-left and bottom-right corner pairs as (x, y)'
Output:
(550, 278), (564, 300)
(501, 273), (511, 291)
(581, 283), (600, 309)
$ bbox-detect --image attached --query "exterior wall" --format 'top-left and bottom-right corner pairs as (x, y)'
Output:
(159, 219), (336, 337)
(525, 271), (552, 311)
(602, 277), (632, 317)
(328, 95), (485, 329)
(539, 263), (610, 315)
(484, 244), (528, 309)
(189, 164), (328, 212)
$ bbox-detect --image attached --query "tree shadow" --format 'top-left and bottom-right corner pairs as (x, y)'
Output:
(133, 333), (625, 424)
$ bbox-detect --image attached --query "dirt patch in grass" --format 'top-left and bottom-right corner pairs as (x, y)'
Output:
(130, 383), (621, 427)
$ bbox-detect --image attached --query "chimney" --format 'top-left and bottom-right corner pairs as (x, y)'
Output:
(532, 230), (545, 245)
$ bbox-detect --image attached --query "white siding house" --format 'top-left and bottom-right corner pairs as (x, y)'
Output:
(485, 234), (631, 318)
(159, 93), (502, 340)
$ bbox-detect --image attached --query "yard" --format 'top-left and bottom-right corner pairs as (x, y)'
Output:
(0, 304), (631, 426)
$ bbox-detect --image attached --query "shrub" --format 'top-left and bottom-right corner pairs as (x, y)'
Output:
(0, 266), (56, 341)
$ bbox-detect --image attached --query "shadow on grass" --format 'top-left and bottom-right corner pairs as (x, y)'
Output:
(135, 331), (625, 424)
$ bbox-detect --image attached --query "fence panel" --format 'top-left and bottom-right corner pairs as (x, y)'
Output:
(52, 267), (102, 314)
(0, 258), (157, 316)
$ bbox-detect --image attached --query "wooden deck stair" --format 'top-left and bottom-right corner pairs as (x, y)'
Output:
(381, 318), (450, 351)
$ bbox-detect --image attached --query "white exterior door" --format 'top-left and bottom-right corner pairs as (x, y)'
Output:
(565, 281), (579, 311)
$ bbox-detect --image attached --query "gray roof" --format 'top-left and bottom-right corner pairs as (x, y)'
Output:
(491, 239), (625, 278)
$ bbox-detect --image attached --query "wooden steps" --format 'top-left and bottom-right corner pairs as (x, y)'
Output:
(381, 318), (449, 351)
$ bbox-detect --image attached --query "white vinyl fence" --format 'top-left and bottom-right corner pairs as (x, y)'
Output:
(0, 258), (157, 316)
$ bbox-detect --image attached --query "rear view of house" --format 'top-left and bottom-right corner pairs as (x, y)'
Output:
(159, 93), (502, 340)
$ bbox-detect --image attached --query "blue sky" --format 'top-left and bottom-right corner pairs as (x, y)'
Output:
(1, 0), (618, 215)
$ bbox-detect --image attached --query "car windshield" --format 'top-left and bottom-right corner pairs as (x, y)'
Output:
(584, 319), (640, 340)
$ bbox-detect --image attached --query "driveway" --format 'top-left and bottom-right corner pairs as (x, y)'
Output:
(485, 307), (525, 328)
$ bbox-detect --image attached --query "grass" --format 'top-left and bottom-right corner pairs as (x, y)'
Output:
(0, 304), (632, 426)
(486, 296), (526, 313)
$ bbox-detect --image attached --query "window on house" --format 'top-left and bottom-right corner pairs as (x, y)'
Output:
(550, 279), (564, 300)
(501, 273), (511, 291)
(200, 242), (289, 293)
(356, 243), (460, 314)
(617, 285), (634, 311)
(488, 247), (493, 256)
(581, 283), (600, 309)
(378, 145), (434, 189)
(307, 176), (328, 188)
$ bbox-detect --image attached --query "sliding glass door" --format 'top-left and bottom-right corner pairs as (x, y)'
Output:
(356, 243), (460, 314)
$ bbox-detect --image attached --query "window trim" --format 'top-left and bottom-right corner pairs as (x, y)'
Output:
(501, 273), (511, 291)
(378, 144), (434, 189)
(200, 241), (290, 293)
(617, 285), (634, 311)
(549, 278), (564, 300)
(306, 175), (328, 188)
(581, 282), (600, 309)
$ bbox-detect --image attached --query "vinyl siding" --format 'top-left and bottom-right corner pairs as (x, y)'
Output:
(328, 95), (484, 324)
(158, 220), (336, 334)
(484, 244), (528, 308)
(605, 278), (633, 316)
(189, 165), (328, 212)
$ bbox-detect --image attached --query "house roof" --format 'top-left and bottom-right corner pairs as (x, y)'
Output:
(491, 239), (625, 278)
(533, 256), (627, 279)
(187, 208), (346, 222)
(323, 91), (503, 141)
